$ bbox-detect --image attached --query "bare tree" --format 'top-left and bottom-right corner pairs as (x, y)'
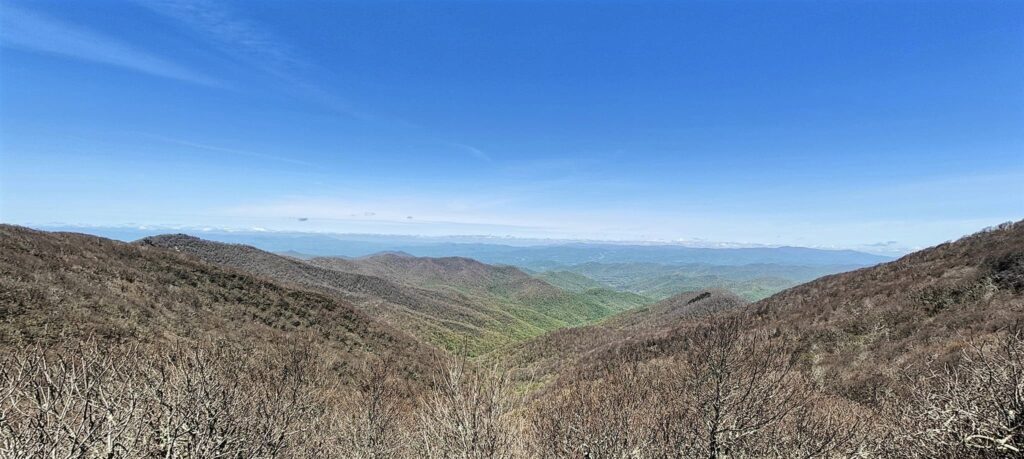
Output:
(0, 339), (334, 458)
(0, 340), (147, 458)
(414, 354), (523, 458)
(888, 326), (1024, 457)
(527, 316), (858, 458)
(529, 360), (665, 458)
(332, 355), (409, 458)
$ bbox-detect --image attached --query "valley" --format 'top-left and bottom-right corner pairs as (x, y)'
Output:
(534, 262), (854, 301)
(138, 234), (650, 355)
(3, 1), (1016, 456)
(1, 221), (1021, 457)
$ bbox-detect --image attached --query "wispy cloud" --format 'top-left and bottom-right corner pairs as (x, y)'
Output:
(865, 241), (899, 248)
(142, 134), (314, 166)
(449, 142), (491, 161)
(0, 5), (220, 87)
(221, 196), (544, 229)
(139, 0), (381, 121)
(139, 0), (484, 149)
(139, 0), (298, 75)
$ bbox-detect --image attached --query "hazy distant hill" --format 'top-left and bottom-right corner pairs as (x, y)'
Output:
(548, 262), (856, 301)
(410, 243), (892, 268)
(41, 226), (892, 267)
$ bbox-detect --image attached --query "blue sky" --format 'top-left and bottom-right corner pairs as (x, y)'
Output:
(1, 0), (1021, 254)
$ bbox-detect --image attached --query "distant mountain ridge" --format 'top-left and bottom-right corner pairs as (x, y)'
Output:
(447, 243), (891, 268)
(139, 234), (651, 354)
(545, 261), (858, 301)
(37, 226), (892, 267)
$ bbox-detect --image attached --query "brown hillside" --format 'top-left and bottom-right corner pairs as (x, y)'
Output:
(748, 220), (1024, 400)
(0, 225), (439, 382)
(533, 221), (1023, 389)
(506, 221), (1024, 457)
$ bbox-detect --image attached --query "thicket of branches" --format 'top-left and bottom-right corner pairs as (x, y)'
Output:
(527, 317), (863, 458)
(0, 340), (333, 458)
(2, 321), (1021, 458)
(0, 339), (524, 458)
(878, 326), (1024, 457)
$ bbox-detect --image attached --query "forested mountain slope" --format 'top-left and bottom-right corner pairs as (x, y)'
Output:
(749, 220), (1024, 399)
(496, 289), (747, 382)
(506, 221), (1024, 457)
(534, 270), (612, 293)
(2, 222), (1021, 457)
(526, 221), (1023, 389)
(318, 252), (651, 325)
(141, 235), (650, 354)
(0, 225), (439, 382)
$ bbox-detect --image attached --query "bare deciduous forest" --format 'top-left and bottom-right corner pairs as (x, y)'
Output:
(1, 222), (1022, 457)
(3, 0), (1020, 455)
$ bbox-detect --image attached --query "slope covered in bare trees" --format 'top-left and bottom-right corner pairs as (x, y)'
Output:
(508, 221), (1024, 457)
(749, 220), (1024, 401)
(1, 222), (1022, 457)
(0, 225), (439, 380)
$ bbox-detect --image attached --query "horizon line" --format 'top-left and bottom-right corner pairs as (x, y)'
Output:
(15, 221), (914, 257)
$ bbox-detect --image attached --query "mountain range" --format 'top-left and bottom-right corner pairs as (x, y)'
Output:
(43, 225), (892, 302)
(39, 225), (893, 266)
(1, 221), (1021, 457)
(138, 234), (649, 355)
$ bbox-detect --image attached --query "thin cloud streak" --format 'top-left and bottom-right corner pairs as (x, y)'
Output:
(449, 142), (491, 161)
(139, 0), (486, 151)
(139, 0), (300, 75)
(0, 5), (221, 87)
(143, 134), (314, 166)
(138, 0), (370, 118)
